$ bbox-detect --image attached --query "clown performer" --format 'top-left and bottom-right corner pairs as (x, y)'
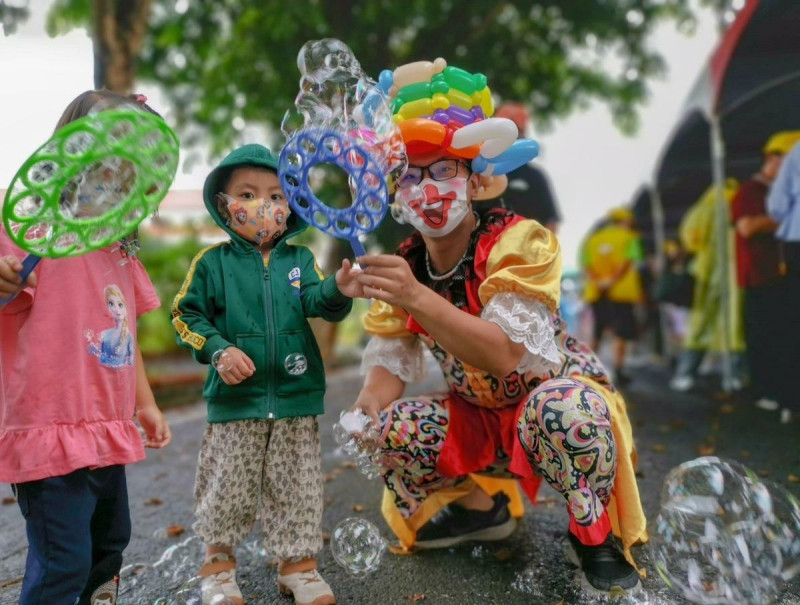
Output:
(350, 59), (647, 596)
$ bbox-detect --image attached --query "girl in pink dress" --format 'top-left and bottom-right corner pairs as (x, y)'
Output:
(0, 90), (172, 605)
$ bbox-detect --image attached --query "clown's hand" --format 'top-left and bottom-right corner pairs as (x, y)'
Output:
(356, 254), (422, 309)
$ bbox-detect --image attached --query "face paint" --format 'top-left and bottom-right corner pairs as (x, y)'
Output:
(394, 177), (469, 238)
(219, 193), (290, 245)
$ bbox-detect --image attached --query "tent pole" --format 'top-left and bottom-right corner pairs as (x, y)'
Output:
(650, 185), (671, 358)
(709, 115), (733, 392)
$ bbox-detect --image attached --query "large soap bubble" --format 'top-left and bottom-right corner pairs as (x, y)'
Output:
(330, 517), (386, 577)
(650, 457), (800, 604)
(278, 39), (407, 257)
(282, 38), (406, 188)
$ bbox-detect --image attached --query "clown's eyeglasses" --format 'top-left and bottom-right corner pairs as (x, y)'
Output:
(397, 159), (470, 189)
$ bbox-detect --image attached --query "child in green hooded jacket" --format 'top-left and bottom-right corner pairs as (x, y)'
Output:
(172, 144), (362, 605)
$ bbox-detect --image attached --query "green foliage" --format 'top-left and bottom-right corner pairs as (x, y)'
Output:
(136, 234), (205, 355)
(0, 0), (31, 35)
(39, 0), (739, 149)
(133, 0), (711, 152)
(44, 0), (90, 36)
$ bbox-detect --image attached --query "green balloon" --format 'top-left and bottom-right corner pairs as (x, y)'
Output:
(3, 109), (179, 258)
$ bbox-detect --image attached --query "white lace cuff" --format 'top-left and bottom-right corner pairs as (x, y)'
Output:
(481, 292), (561, 375)
(360, 336), (427, 382)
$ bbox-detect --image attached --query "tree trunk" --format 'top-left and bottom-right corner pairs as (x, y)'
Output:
(92, 0), (151, 93)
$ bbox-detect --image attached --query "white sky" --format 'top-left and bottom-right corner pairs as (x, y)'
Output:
(0, 0), (720, 271)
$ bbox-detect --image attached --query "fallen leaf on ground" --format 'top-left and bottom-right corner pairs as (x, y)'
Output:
(407, 594), (425, 602)
(166, 524), (185, 537)
(389, 544), (414, 556)
(740, 450), (750, 458)
(788, 474), (800, 483)
(323, 472), (335, 483)
(353, 504), (364, 512)
(720, 404), (735, 414)
(651, 444), (667, 453)
(341, 461), (356, 469)
(670, 420), (687, 430)
(494, 548), (514, 562)
(0, 576), (22, 589)
(322, 532), (330, 542)
(144, 498), (163, 506)
(697, 444), (715, 456)
(759, 469), (770, 477)
(2, 497), (16, 506)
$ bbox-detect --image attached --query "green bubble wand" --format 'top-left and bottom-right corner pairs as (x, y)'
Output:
(1, 109), (179, 303)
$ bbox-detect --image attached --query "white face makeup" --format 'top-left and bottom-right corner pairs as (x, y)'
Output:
(394, 176), (470, 238)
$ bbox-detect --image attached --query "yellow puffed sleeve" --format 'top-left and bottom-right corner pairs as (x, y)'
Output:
(477, 220), (562, 312)
(363, 299), (414, 338)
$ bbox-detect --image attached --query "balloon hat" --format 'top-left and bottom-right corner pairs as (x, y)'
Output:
(378, 58), (540, 200)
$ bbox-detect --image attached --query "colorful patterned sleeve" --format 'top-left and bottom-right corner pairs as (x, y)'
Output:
(477, 219), (562, 312)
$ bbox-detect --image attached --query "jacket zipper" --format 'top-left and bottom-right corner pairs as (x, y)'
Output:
(262, 259), (276, 419)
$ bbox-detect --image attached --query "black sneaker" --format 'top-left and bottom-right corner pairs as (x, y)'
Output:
(414, 492), (517, 550)
(567, 532), (640, 595)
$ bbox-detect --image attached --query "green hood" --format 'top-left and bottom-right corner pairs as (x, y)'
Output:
(203, 143), (305, 245)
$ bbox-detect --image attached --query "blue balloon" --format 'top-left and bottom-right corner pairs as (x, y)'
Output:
(378, 69), (394, 95)
(472, 139), (539, 176)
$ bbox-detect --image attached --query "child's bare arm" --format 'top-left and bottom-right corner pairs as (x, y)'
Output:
(134, 344), (172, 448)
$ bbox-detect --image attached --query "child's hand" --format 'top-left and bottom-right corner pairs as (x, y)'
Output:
(216, 347), (255, 385)
(136, 405), (172, 448)
(0, 255), (37, 301)
(335, 258), (365, 299)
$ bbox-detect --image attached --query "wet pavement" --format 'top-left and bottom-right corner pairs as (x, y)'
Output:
(1, 358), (799, 604)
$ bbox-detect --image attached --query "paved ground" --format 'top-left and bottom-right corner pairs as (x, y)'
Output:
(1, 358), (799, 604)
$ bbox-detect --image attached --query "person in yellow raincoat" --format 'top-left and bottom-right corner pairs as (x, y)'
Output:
(669, 179), (746, 392)
(581, 207), (645, 385)
(350, 59), (647, 597)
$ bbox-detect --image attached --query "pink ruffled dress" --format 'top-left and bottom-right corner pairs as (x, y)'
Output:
(0, 229), (160, 484)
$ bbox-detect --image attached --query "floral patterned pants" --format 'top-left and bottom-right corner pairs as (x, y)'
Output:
(378, 377), (616, 532)
(194, 417), (323, 561)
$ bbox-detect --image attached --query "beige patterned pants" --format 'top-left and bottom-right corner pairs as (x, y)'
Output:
(193, 416), (323, 561)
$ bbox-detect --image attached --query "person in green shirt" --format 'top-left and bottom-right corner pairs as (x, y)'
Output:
(172, 144), (362, 605)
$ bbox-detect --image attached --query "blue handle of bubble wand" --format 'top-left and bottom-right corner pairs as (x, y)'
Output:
(349, 237), (366, 259)
(0, 254), (42, 304)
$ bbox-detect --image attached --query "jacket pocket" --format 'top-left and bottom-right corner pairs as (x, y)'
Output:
(207, 334), (268, 400)
(275, 329), (324, 396)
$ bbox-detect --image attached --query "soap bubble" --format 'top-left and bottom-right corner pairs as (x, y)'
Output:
(650, 457), (800, 604)
(333, 409), (385, 479)
(330, 517), (385, 577)
(284, 352), (308, 376)
(283, 38), (407, 191)
(211, 349), (233, 372)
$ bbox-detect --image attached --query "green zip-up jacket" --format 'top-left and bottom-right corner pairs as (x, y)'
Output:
(171, 144), (352, 422)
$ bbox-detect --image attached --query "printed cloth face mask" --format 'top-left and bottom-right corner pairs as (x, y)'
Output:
(218, 193), (290, 244)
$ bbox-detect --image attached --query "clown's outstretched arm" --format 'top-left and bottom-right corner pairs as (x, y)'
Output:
(353, 364), (406, 425)
(357, 254), (526, 377)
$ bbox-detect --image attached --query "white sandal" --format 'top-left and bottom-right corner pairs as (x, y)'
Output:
(277, 567), (336, 605)
(199, 552), (244, 605)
